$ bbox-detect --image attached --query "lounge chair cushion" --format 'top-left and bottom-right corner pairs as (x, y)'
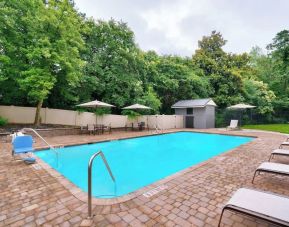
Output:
(257, 162), (289, 174)
(272, 149), (289, 155)
(227, 188), (289, 224)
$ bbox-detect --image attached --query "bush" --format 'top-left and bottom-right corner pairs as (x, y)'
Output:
(0, 116), (8, 126)
(94, 108), (110, 116)
(215, 113), (226, 127)
(121, 110), (140, 120)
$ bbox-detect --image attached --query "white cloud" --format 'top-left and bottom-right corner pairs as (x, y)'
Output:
(74, 0), (289, 56)
(140, 0), (196, 54)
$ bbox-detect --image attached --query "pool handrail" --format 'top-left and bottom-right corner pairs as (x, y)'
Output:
(88, 150), (115, 219)
(21, 128), (54, 149)
(21, 128), (59, 167)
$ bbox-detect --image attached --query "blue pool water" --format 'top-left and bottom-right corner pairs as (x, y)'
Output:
(35, 132), (253, 198)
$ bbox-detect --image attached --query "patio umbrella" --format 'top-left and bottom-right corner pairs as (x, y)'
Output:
(122, 103), (151, 110)
(227, 103), (256, 110)
(77, 99), (115, 108)
(76, 99), (115, 124)
(227, 103), (256, 126)
(122, 103), (151, 128)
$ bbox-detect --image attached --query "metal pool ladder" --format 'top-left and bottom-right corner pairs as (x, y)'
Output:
(88, 150), (115, 219)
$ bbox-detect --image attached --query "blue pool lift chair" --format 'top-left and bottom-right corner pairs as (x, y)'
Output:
(12, 135), (36, 163)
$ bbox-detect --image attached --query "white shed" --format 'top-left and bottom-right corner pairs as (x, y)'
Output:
(171, 98), (217, 129)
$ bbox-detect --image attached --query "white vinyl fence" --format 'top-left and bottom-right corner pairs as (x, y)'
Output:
(0, 105), (184, 129)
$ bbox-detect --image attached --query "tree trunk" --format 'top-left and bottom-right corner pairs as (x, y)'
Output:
(34, 99), (43, 126)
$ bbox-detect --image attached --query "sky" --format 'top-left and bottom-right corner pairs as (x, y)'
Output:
(74, 0), (289, 56)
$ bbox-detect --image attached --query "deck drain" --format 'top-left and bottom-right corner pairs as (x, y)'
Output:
(143, 185), (168, 198)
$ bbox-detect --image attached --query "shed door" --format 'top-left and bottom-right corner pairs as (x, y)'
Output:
(185, 116), (194, 128)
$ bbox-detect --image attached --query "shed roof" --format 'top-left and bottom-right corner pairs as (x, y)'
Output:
(171, 98), (217, 108)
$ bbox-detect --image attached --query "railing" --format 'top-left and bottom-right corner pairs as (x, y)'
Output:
(22, 128), (54, 149)
(88, 151), (115, 219)
(21, 128), (59, 166)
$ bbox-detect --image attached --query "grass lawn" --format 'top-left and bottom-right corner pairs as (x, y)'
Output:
(242, 124), (289, 134)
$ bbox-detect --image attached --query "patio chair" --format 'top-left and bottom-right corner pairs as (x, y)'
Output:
(95, 124), (104, 135)
(218, 188), (289, 227)
(252, 162), (289, 183)
(102, 124), (112, 134)
(12, 135), (36, 163)
(80, 125), (88, 134)
(125, 123), (133, 131)
(226, 120), (239, 130)
(269, 149), (289, 161)
(87, 124), (95, 135)
(138, 122), (145, 131)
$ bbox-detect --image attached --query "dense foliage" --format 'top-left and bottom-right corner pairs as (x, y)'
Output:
(0, 116), (8, 126)
(0, 0), (288, 124)
(0, 0), (84, 124)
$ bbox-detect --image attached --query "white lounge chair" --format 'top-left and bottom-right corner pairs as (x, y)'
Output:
(226, 120), (239, 130)
(269, 149), (289, 161)
(280, 141), (289, 149)
(218, 188), (289, 227)
(252, 162), (289, 183)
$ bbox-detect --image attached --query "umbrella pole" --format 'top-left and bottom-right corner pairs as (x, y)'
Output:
(95, 108), (98, 125)
(156, 115), (158, 130)
(240, 110), (242, 127)
(239, 111), (242, 127)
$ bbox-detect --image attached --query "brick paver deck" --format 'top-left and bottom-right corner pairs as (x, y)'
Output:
(1, 129), (289, 227)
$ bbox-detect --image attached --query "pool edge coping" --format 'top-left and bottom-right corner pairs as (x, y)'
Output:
(32, 129), (257, 205)
(33, 129), (256, 151)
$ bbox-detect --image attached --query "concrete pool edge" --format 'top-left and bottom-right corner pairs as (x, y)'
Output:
(32, 129), (256, 205)
(33, 129), (256, 151)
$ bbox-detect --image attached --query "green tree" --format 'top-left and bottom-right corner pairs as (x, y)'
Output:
(1, 1), (285, 121)
(248, 32), (289, 120)
(192, 31), (244, 107)
(137, 86), (161, 114)
(243, 79), (275, 114)
(267, 30), (289, 98)
(144, 54), (210, 113)
(80, 19), (145, 109)
(0, 0), (85, 125)
(249, 46), (275, 82)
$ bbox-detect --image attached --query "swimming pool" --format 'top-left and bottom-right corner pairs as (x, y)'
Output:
(35, 132), (253, 198)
